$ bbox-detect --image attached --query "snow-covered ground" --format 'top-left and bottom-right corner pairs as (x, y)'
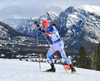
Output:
(0, 59), (100, 81)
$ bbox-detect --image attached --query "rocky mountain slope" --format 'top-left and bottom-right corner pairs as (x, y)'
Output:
(3, 5), (100, 51)
(0, 21), (49, 58)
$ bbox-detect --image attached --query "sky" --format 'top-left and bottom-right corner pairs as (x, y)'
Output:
(0, 0), (100, 20)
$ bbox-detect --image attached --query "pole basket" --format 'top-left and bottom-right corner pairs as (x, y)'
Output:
(64, 65), (71, 70)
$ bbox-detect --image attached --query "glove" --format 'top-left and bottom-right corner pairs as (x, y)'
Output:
(52, 23), (58, 28)
(38, 28), (45, 33)
(34, 21), (39, 27)
(52, 23), (56, 26)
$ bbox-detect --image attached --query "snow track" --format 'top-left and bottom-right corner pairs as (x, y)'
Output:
(0, 59), (100, 81)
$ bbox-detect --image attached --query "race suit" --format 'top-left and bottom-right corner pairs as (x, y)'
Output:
(38, 25), (71, 65)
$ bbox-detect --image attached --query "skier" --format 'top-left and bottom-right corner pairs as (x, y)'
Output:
(34, 20), (76, 73)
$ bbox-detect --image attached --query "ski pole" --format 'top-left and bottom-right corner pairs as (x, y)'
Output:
(36, 26), (41, 71)
(46, 12), (53, 24)
(41, 32), (68, 73)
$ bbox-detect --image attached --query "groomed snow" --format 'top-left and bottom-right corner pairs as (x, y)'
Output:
(0, 59), (100, 81)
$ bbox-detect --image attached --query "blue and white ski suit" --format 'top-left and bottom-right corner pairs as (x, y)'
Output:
(38, 25), (71, 65)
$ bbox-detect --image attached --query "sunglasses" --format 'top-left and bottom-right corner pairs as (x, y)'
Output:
(43, 25), (48, 28)
(43, 26), (46, 28)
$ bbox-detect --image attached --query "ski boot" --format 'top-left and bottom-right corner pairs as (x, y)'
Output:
(69, 64), (76, 73)
(46, 63), (56, 72)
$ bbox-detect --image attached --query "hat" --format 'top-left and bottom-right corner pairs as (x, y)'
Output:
(42, 20), (49, 26)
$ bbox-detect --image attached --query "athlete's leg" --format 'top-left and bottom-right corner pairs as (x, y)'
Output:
(46, 44), (57, 64)
(46, 44), (56, 72)
(58, 41), (71, 65)
(58, 41), (76, 72)
(60, 49), (71, 65)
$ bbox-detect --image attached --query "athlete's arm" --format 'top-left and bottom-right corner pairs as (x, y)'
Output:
(38, 26), (52, 34)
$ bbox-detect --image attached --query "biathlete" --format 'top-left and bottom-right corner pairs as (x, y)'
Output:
(35, 20), (76, 73)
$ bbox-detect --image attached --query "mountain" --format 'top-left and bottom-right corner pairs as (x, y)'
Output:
(2, 18), (28, 29)
(0, 59), (100, 81)
(0, 21), (49, 58)
(3, 5), (100, 51)
(54, 5), (100, 50)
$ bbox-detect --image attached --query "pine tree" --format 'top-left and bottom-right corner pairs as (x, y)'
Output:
(75, 55), (79, 67)
(78, 46), (87, 68)
(96, 43), (100, 70)
(89, 45), (96, 70)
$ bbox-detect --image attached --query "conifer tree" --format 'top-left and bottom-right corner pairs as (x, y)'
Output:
(89, 45), (96, 70)
(78, 46), (87, 68)
(96, 43), (100, 70)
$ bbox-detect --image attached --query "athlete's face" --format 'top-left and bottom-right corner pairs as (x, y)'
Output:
(43, 25), (49, 29)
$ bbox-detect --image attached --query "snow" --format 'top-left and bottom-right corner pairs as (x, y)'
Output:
(75, 5), (100, 15)
(30, 17), (39, 20)
(0, 59), (100, 81)
(84, 36), (99, 43)
(48, 11), (60, 16)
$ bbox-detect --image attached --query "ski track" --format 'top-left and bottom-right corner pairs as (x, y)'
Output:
(0, 59), (100, 81)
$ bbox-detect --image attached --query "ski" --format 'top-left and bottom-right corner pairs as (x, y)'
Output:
(41, 71), (78, 74)
(61, 72), (78, 74)
(41, 71), (55, 73)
